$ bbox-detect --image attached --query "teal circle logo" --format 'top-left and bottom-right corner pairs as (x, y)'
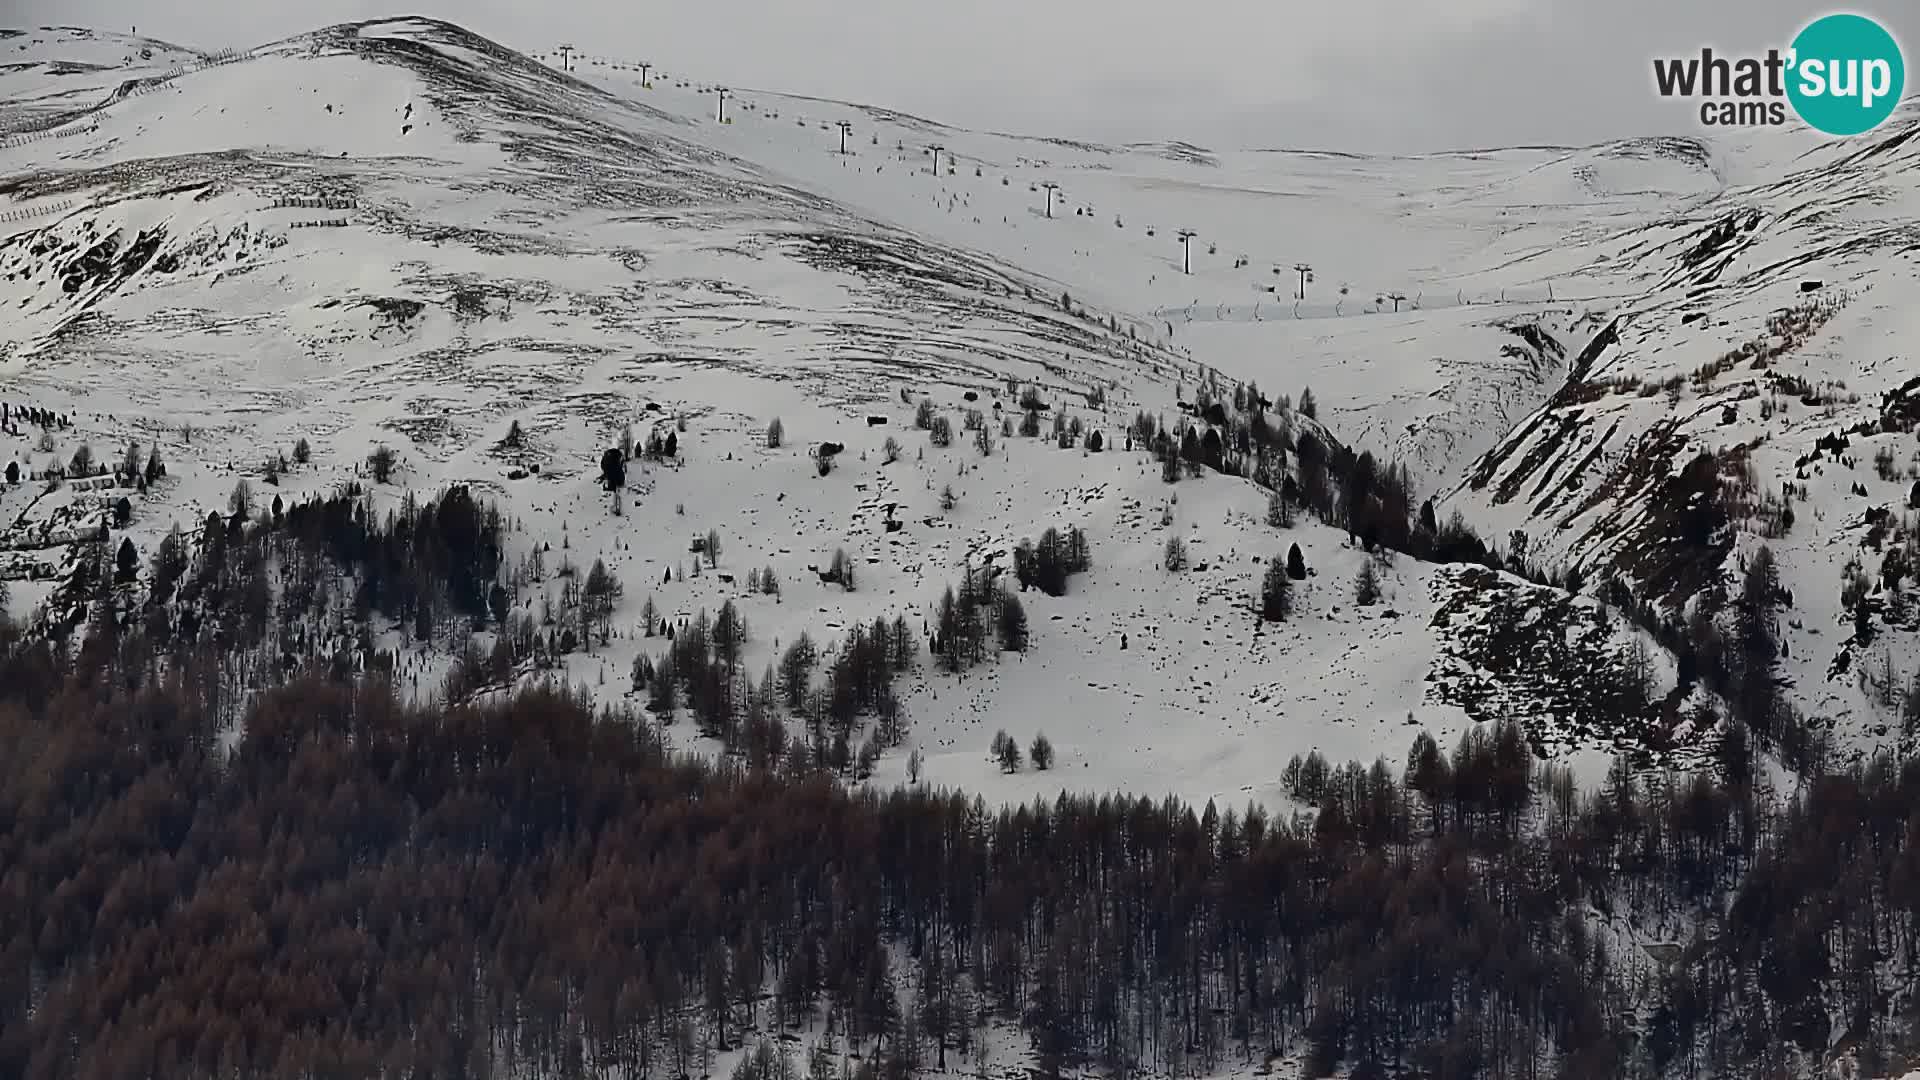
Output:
(1786, 13), (1905, 136)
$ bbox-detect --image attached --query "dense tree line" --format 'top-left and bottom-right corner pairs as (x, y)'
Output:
(2, 379), (1906, 1080)
(11, 579), (1920, 1080)
(275, 485), (504, 626)
(643, 605), (916, 776)
(47, 483), (514, 731)
(1128, 379), (1486, 570)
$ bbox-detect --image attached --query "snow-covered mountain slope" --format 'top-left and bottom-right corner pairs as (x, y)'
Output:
(1444, 104), (1920, 748)
(0, 26), (205, 136)
(2, 17), (1907, 802)
(570, 65), (1727, 489)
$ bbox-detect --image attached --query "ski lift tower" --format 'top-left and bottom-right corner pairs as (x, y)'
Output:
(557, 43), (575, 71)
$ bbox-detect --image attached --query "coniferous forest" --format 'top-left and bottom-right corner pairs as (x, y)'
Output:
(4, 483), (1920, 1080)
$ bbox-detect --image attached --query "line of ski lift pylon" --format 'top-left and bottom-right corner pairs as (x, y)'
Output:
(536, 44), (1362, 303)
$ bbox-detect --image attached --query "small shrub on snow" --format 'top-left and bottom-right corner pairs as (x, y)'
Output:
(1164, 535), (1187, 573)
(367, 445), (397, 484)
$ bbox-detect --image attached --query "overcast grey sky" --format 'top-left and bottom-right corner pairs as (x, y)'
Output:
(6, 0), (1912, 152)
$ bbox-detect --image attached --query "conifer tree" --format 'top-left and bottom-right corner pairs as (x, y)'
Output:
(1029, 733), (1053, 770)
(1260, 558), (1292, 621)
(1355, 560), (1382, 606)
(996, 588), (1028, 653)
(115, 537), (138, 584)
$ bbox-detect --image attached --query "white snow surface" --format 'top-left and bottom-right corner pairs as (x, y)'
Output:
(4, 19), (1918, 805)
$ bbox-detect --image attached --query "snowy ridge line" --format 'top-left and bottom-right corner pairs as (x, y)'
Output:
(0, 48), (253, 142)
(151, 49), (253, 82)
(88, 49), (259, 111)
